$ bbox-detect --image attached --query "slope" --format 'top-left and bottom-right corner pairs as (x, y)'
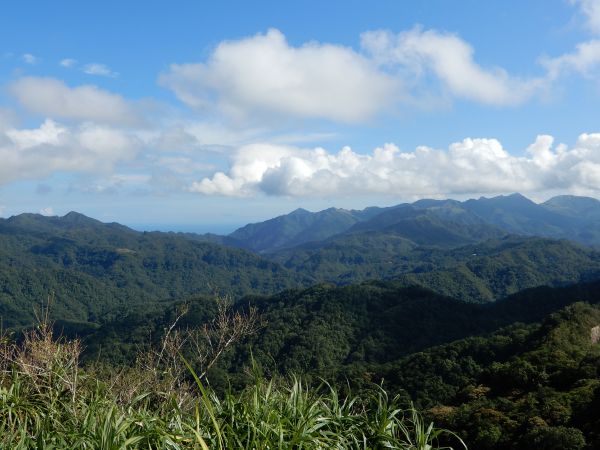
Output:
(228, 206), (386, 253)
(0, 212), (306, 328)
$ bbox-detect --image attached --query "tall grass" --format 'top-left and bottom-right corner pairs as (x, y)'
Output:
(0, 323), (466, 449)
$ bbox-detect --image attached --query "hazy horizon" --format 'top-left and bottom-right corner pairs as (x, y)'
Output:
(3, 191), (595, 236)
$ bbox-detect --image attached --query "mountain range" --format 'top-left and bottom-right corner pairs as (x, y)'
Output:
(3, 193), (600, 329)
(219, 193), (600, 253)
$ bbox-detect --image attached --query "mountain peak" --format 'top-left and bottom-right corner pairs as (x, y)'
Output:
(542, 195), (600, 221)
(544, 195), (600, 206)
(289, 208), (311, 216)
(500, 193), (533, 203)
(63, 211), (91, 220)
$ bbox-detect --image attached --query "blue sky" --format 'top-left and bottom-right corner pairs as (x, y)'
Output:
(2, 0), (600, 232)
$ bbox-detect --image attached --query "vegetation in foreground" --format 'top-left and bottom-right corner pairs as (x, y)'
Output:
(0, 317), (465, 449)
(81, 284), (600, 449)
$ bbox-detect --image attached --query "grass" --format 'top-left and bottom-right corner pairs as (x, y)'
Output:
(0, 321), (467, 449)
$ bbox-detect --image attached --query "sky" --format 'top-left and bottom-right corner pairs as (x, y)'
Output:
(2, 0), (600, 232)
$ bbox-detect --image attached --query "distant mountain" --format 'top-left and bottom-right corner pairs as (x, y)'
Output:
(542, 194), (600, 221)
(229, 206), (385, 253)
(345, 204), (505, 247)
(2, 211), (134, 236)
(226, 193), (600, 255)
(458, 193), (600, 246)
(227, 199), (504, 254)
(461, 193), (576, 237)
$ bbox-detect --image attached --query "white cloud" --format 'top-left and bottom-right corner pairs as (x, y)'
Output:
(60, 58), (77, 68)
(190, 133), (600, 198)
(541, 39), (600, 79)
(82, 63), (118, 77)
(160, 28), (546, 123)
(160, 28), (400, 123)
(22, 53), (39, 65)
(361, 28), (545, 106)
(538, 1), (600, 81)
(572, 0), (600, 34)
(0, 119), (140, 185)
(39, 207), (54, 216)
(10, 77), (137, 125)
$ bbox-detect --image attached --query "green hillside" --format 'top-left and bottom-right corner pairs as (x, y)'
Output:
(77, 279), (600, 448)
(229, 206), (384, 253)
(381, 303), (600, 449)
(0, 213), (306, 328)
(271, 235), (600, 302)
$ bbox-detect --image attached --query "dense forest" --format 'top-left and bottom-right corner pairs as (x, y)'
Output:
(3, 194), (600, 448)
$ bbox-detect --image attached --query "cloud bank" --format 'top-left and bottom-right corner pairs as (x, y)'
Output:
(191, 134), (600, 198)
(0, 119), (139, 185)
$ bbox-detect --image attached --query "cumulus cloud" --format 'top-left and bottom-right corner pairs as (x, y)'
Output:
(0, 119), (140, 185)
(10, 77), (137, 125)
(190, 133), (600, 198)
(82, 63), (119, 77)
(159, 28), (400, 122)
(39, 207), (54, 216)
(161, 28), (545, 122)
(361, 28), (545, 106)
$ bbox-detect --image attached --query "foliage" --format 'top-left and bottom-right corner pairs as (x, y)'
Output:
(270, 236), (600, 303)
(0, 318), (465, 449)
(0, 212), (306, 328)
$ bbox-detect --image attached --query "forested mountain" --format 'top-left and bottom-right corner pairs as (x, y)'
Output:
(3, 206), (600, 332)
(0, 212), (306, 328)
(542, 195), (600, 221)
(343, 204), (505, 247)
(76, 279), (600, 449)
(226, 193), (600, 251)
(384, 302), (600, 449)
(270, 235), (600, 302)
(82, 277), (600, 376)
(229, 206), (385, 253)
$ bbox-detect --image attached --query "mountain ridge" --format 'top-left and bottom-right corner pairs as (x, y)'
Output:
(224, 193), (600, 252)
